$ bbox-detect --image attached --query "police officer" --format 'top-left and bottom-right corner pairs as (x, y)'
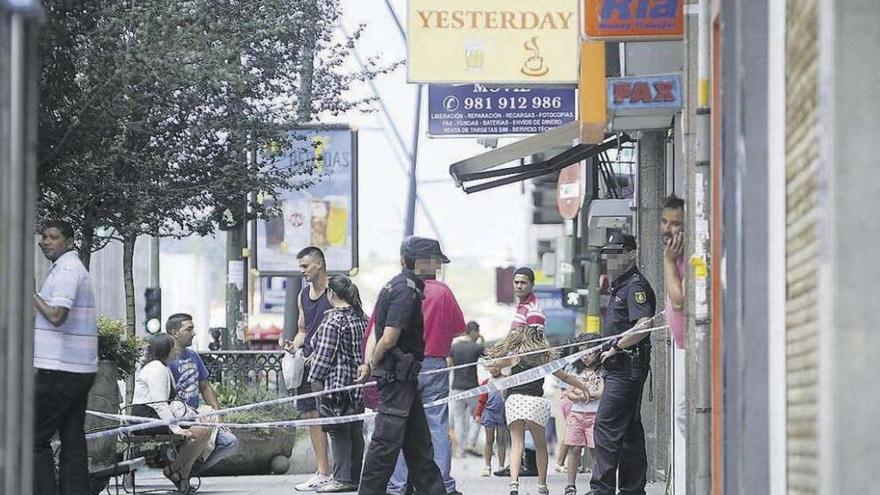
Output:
(588, 232), (657, 495)
(356, 237), (446, 495)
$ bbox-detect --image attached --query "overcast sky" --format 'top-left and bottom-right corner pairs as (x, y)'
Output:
(334, 0), (532, 266)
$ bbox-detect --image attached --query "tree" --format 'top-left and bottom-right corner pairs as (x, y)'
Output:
(38, 0), (396, 335)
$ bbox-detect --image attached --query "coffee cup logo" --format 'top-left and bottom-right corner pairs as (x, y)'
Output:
(521, 36), (550, 77)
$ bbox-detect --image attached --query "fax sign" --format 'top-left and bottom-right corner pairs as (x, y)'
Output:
(607, 74), (682, 113)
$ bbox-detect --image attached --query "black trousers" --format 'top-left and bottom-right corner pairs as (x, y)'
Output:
(359, 379), (444, 495)
(590, 356), (649, 495)
(34, 369), (96, 495)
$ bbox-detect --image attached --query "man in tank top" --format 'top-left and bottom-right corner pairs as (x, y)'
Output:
(286, 246), (334, 491)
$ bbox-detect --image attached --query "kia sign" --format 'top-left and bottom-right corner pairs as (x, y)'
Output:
(583, 0), (683, 40)
(428, 84), (577, 137)
(607, 74), (682, 113)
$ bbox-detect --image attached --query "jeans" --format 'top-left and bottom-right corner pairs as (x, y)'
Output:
(387, 357), (455, 494)
(34, 369), (96, 495)
(359, 379), (444, 495)
(450, 390), (480, 456)
(191, 429), (240, 476)
(328, 420), (365, 485)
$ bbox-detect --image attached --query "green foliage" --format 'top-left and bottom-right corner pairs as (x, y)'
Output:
(97, 316), (145, 380)
(212, 382), (300, 424)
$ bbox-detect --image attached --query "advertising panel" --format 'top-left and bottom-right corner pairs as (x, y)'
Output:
(583, 0), (683, 40)
(428, 84), (576, 137)
(255, 127), (358, 275)
(408, 0), (580, 84)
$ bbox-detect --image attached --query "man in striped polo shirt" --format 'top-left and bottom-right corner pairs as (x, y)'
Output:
(32, 220), (98, 495)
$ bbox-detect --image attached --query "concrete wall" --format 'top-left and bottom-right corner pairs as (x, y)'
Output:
(720, 0), (773, 493)
(819, 0), (880, 492)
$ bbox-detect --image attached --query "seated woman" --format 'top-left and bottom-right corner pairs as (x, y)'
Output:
(132, 334), (212, 493)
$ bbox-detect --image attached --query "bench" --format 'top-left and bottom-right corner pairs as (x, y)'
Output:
(89, 457), (145, 495)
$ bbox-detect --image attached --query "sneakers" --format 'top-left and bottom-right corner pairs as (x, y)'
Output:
(295, 472), (332, 492)
(481, 465), (492, 477)
(508, 481), (520, 495)
(554, 464), (567, 474)
(316, 480), (358, 493)
(494, 466), (511, 477)
(564, 485), (577, 495)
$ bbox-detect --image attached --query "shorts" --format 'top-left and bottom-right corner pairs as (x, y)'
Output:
(561, 396), (573, 422)
(564, 411), (597, 448)
(505, 394), (551, 427)
(295, 365), (317, 414)
(130, 404), (173, 436)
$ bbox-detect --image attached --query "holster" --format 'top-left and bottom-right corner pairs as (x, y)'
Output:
(372, 349), (421, 386)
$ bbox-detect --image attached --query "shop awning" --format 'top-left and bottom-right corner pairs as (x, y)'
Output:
(449, 124), (632, 194)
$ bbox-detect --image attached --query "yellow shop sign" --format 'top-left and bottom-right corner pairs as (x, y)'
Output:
(407, 0), (580, 84)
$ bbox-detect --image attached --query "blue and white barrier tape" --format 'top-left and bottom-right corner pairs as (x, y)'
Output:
(86, 318), (666, 437)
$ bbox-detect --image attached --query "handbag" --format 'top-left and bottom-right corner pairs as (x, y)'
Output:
(318, 392), (363, 433)
(282, 349), (305, 391)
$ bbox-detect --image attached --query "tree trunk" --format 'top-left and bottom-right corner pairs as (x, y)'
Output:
(122, 234), (137, 338)
(79, 223), (95, 270)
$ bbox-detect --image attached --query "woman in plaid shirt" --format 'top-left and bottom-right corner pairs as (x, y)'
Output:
(308, 273), (368, 493)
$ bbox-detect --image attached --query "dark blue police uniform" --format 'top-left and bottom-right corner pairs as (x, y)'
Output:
(590, 264), (656, 495)
(358, 268), (445, 495)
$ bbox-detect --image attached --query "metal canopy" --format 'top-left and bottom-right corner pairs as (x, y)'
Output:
(450, 131), (632, 194)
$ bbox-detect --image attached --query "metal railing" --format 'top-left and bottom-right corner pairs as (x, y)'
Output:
(200, 351), (286, 393)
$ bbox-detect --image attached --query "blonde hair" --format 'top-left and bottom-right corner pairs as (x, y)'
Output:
(487, 325), (557, 368)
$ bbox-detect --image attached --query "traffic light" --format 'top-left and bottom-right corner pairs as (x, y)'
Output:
(532, 173), (564, 225)
(144, 288), (162, 334)
(561, 288), (588, 309)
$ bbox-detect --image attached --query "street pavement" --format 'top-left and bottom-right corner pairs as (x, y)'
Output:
(131, 455), (667, 495)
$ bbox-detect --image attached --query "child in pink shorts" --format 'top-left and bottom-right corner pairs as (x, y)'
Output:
(563, 349), (604, 495)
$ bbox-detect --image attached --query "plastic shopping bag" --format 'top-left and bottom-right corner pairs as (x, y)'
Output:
(282, 348), (305, 392)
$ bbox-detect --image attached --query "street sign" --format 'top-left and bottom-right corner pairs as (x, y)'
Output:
(556, 162), (584, 219)
(407, 0), (580, 84)
(583, 0), (684, 40)
(255, 126), (359, 275)
(428, 84), (576, 137)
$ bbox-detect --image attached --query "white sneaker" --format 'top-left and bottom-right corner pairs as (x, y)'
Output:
(554, 464), (567, 474)
(481, 465), (492, 477)
(295, 472), (332, 492)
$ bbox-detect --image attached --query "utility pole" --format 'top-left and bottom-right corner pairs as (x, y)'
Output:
(684, 0), (712, 493)
(283, 0), (318, 341)
(382, 0), (422, 237)
(0, 2), (41, 493)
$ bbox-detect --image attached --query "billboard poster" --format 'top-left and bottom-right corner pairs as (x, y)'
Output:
(428, 84), (577, 137)
(255, 126), (358, 275)
(534, 286), (578, 341)
(407, 0), (580, 84)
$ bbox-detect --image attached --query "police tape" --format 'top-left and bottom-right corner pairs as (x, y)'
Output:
(85, 318), (667, 438)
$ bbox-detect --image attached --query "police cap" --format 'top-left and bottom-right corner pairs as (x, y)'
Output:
(400, 236), (450, 263)
(600, 232), (637, 253)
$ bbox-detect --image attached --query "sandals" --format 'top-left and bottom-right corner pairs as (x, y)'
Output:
(537, 484), (550, 495)
(163, 465), (191, 493)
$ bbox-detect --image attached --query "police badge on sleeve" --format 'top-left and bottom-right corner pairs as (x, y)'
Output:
(634, 291), (647, 304)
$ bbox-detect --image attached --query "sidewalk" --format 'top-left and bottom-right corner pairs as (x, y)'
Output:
(133, 455), (667, 494)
